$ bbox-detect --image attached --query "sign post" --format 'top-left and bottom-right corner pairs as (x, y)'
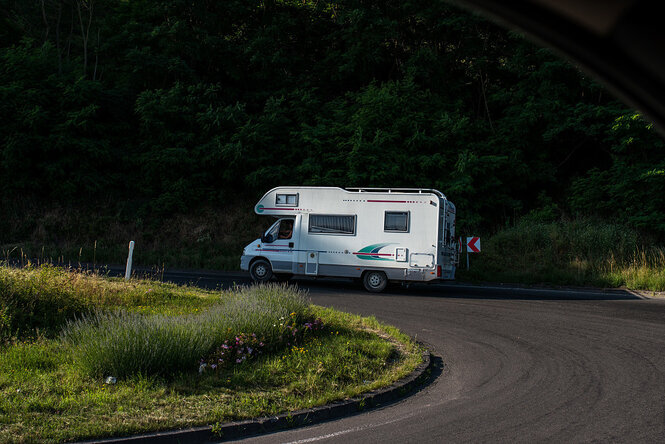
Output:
(466, 237), (481, 270)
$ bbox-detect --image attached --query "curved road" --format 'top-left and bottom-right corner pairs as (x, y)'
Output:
(220, 279), (665, 443)
(113, 268), (665, 442)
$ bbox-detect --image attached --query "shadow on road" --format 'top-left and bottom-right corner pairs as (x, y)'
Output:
(286, 278), (648, 302)
(145, 270), (648, 302)
(25, 262), (648, 302)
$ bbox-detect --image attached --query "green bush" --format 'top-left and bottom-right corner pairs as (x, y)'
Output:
(461, 218), (664, 288)
(61, 284), (309, 378)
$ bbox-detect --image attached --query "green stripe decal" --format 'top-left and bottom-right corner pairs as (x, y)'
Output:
(353, 243), (396, 261)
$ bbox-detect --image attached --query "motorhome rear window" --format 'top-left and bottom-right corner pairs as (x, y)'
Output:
(384, 211), (409, 232)
(276, 193), (298, 206)
(309, 215), (356, 235)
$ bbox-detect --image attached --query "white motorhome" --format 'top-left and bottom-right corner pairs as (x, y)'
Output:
(240, 187), (458, 292)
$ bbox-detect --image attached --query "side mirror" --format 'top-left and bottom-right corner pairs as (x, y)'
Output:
(261, 233), (274, 243)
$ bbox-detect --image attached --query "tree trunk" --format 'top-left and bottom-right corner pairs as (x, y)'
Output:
(76, 0), (94, 78)
(93, 27), (100, 80)
(40, 0), (50, 43)
(55, 0), (62, 74)
(67, 2), (74, 62)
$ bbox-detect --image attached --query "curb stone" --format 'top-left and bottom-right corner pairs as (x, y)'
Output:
(78, 349), (433, 444)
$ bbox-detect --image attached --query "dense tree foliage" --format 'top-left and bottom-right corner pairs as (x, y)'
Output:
(1, 0), (663, 235)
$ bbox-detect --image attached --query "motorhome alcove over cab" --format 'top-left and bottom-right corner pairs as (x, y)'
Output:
(240, 187), (458, 292)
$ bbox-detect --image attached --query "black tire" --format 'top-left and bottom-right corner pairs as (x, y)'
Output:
(362, 270), (388, 293)
(249, 259), (273, 283)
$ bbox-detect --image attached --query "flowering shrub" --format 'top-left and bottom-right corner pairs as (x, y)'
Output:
(276, 313), (325, 348)
(199, 315), (325, 374)
(200, 332), (265, 372)
(63, 283), (310, 378)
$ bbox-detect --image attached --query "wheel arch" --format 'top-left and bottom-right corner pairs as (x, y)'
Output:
(249, 255), (272, 268)
(360, 268), (390, 280)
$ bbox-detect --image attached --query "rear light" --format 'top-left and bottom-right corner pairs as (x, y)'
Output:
(437, 265), (442, 277)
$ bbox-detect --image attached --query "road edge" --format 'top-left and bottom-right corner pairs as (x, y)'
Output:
(78, 349), (433, 444)
(36, 263), (664, 299)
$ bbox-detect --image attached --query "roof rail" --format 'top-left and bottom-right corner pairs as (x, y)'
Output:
(345, 187), (446, 199)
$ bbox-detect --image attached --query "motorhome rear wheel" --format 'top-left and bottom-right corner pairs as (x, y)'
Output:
(363, 271), (388, 292)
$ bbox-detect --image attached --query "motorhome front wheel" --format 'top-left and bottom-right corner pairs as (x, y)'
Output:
(363, 271), (388, 293)
(250, 259), (273, 283)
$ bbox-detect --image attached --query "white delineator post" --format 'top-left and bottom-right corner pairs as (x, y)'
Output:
(125, 241), (135, 281)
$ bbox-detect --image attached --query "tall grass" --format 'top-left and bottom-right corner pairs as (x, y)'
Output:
(602, 248), (665, 290)
(0, 264), (224, 339)
(0, 264), (89, 338)
(462, 219), (665, 290)
(61, 284), (309, 378)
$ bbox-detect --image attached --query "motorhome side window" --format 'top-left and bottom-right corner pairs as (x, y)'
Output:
(384, 211), (409, 232)
(276, 193), (298, 206)
(309, 215), (356, 235)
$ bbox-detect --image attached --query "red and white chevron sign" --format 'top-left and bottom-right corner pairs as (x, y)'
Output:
(466, 237), (481, 253)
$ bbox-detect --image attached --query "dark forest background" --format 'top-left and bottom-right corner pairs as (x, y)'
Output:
(1, 0), (664, 240)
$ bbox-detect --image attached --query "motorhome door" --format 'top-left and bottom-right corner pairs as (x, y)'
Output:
(261, 217), (298, 274)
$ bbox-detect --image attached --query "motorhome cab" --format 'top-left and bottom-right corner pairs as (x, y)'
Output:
(240, 187), (458, 292)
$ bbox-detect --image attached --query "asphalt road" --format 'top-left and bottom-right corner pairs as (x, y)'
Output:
(106, 267), (665, 442)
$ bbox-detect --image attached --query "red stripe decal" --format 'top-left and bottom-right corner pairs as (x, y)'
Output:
(366, 200), (407, 203)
